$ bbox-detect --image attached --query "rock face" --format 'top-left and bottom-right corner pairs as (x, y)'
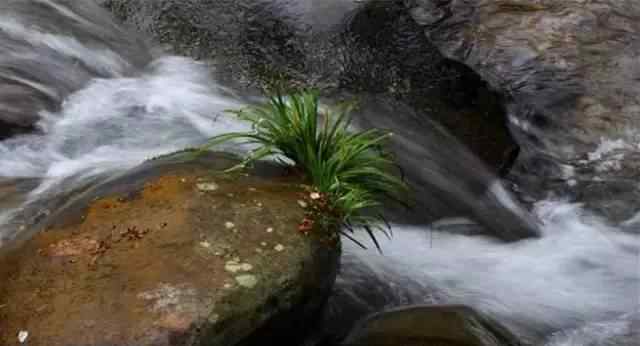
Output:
(343, 305), (524, 346)
(0, 153), (340, 346)
(100, 0), (306, 86)
(407, 0), (640, 220)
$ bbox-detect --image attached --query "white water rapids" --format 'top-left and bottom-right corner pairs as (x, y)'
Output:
(0, 1), (638, 345)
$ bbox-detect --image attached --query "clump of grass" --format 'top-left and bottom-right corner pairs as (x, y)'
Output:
(200, 90), (407, 251)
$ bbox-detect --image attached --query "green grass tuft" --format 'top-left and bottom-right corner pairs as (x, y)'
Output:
(200, 90), (408, 251)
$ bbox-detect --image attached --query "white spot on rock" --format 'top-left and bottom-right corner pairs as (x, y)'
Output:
(588, 138), (628, 161)
(199, 241), (211, 248)
(266, 227), (274, 233)
(137, 283), (197, 313)
(297, 200), (308, 208)
(235, 275), (259, 288)
(274, 244), (285, 252)
(225, 261), (253, 273)
(197, 182), (219, 192)
(224, 222), (235, 229)
(18, 330), (28, 343)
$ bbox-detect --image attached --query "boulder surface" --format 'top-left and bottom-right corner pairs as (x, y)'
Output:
(407, 0), (640, 220)
(0, 153), (340, 346)
(343, 305), (524, 346)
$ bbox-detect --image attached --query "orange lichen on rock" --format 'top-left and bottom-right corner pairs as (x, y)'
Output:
(0, 161), (339, 346)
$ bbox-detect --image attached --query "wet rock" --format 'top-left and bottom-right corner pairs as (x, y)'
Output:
(0, 152), (340, 346)
(343, 305), (524, 346)
(100, 0), (306, 87)
(341, 1), (518, 172)
(407, 0), (640, 220)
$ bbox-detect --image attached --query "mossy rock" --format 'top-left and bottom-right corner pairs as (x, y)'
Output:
(0, 153), (340, 346)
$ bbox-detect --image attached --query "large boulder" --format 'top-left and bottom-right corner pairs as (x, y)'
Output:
(98, 1), (540, 241)
(343, 305), (524, 346)
(0, 153), (340, 346)
(407, 0), (640, 221)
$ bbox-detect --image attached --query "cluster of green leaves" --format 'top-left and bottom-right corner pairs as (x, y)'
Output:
(200, 90), (407, 251)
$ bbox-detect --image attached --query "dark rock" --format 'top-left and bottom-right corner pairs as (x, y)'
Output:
(406, 0), (640, 221)
(100, 0), (307, 87)
(339, 0), (518, 171)
(343, 305), (525, 346)
(100, 0), (521, 175)
(353, 96), (540, 241)
(0, 152), (340, 346)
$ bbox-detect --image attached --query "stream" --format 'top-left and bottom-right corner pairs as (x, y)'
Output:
(0, 1), (638, 345)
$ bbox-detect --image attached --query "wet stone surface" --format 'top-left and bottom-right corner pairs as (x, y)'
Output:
(0, 154), (340, 346)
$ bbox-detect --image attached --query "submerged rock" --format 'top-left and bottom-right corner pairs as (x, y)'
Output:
(407, 0), (640, 221)
(0, 153), (340, 346)
(343, 305), (524, 346)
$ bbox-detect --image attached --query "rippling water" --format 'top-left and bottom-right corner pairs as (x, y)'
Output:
(0, 1), (638, 345)
(335, 201), (639, 344)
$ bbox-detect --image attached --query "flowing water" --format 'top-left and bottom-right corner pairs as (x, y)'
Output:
(0, 1), (638, 345)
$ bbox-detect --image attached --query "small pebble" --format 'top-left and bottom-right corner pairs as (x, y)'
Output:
(266, 227), (274, 233)
(274, 244), (285, 252)
(224, 222), (235, 229)
(248, 187), (257, 192)
(235, 275), (258, 288)
(297, 200), (308, 208)
(223, 283), (233, 289)
(260, 242), (268, 247)
(200, 241), (211, 248)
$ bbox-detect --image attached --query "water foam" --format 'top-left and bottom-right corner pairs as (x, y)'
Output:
(339, 199), (640, 343)
(0, 56), (251, 243)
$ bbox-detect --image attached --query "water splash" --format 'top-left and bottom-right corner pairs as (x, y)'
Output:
(0, 56), (251, 245)
(336, 199), (640, 343)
